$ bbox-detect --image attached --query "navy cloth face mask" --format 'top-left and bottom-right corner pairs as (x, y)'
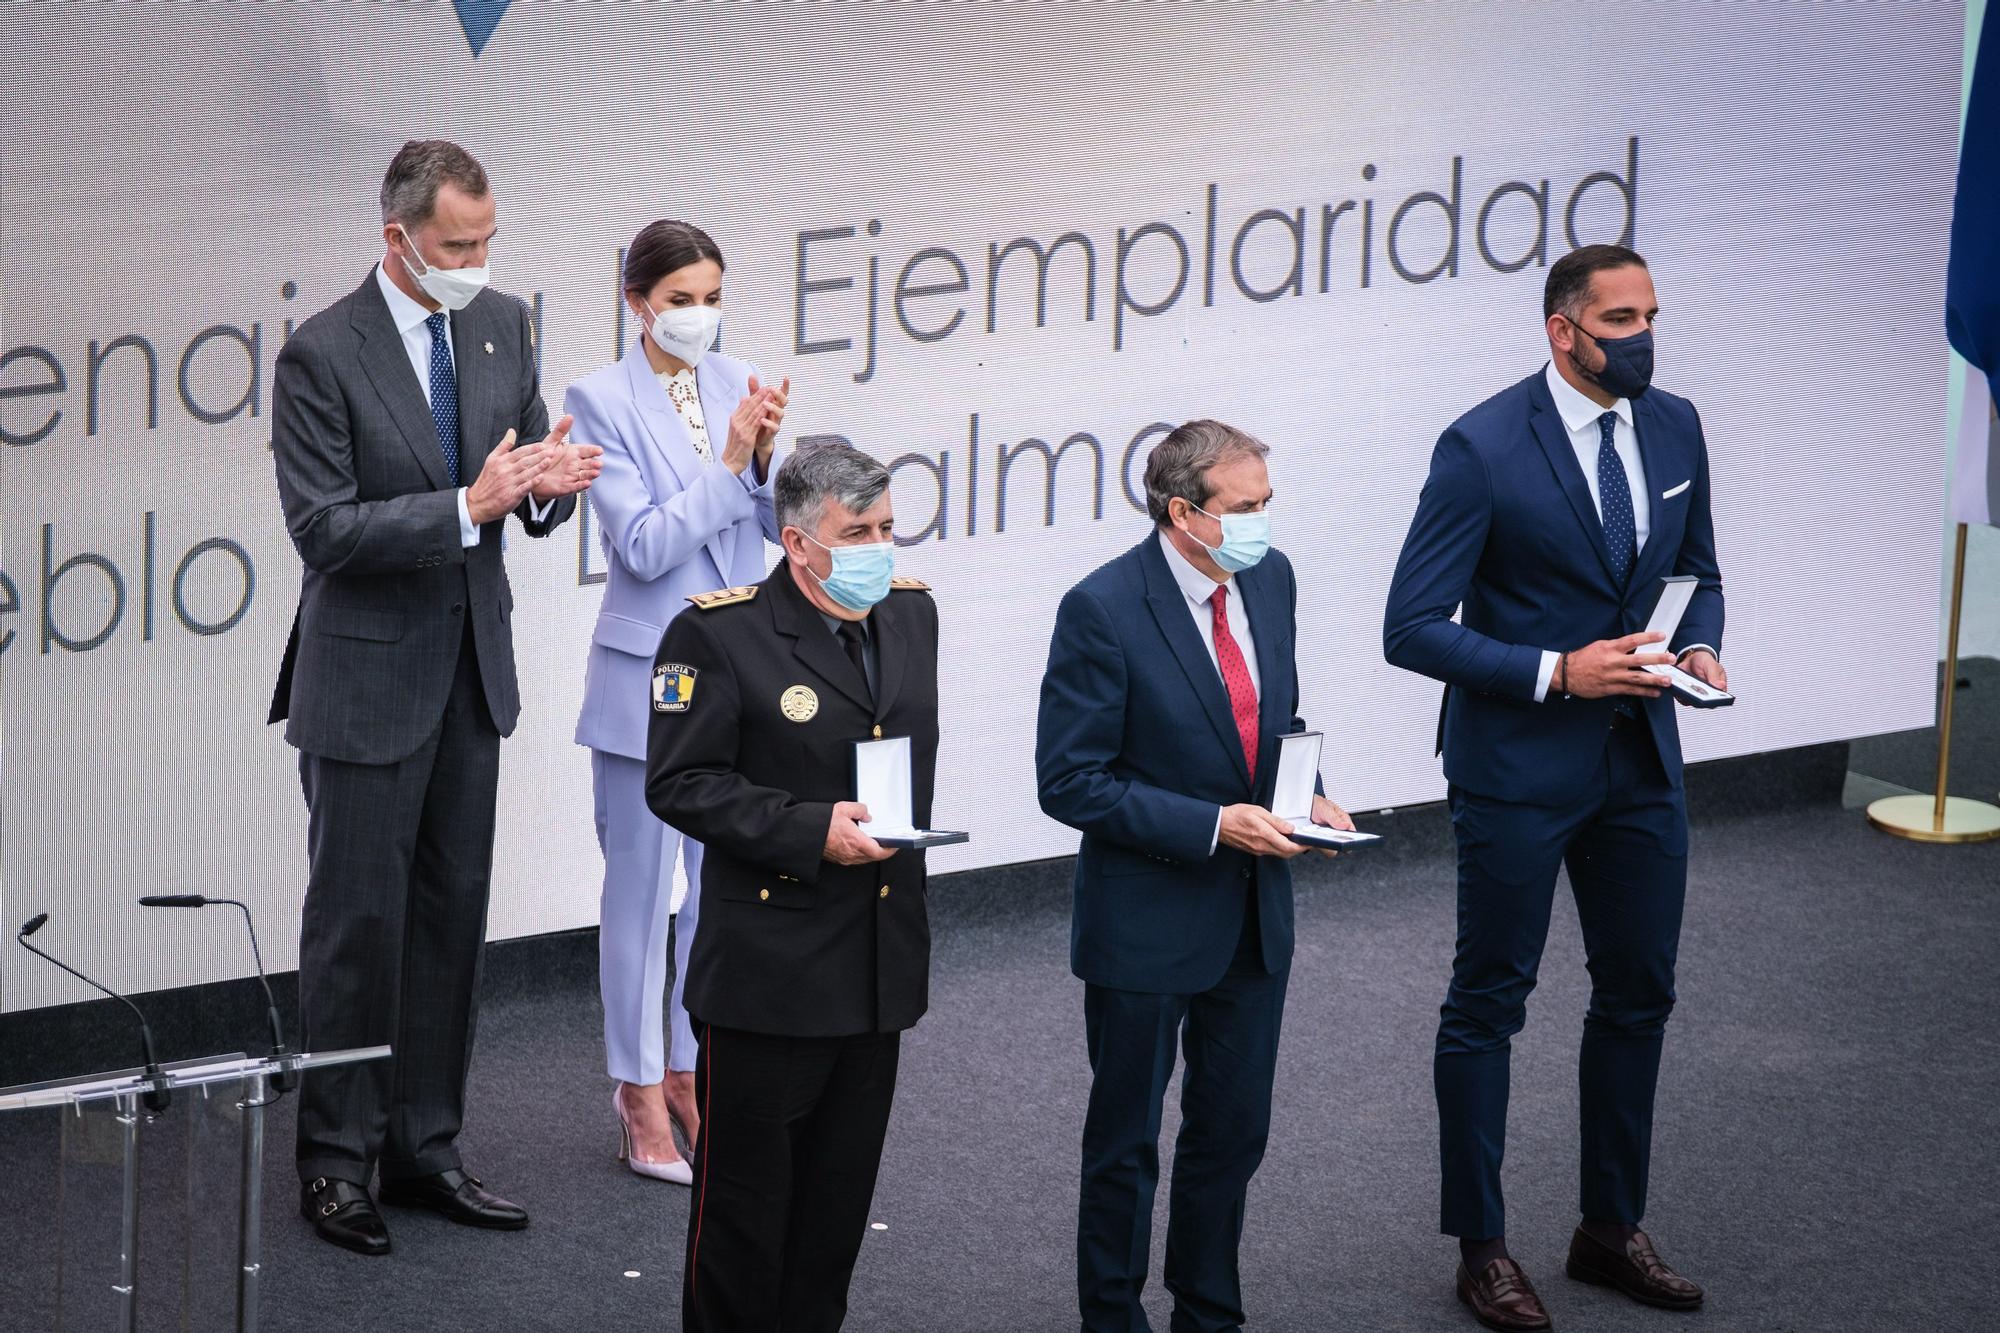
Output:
(1570, 316), (1654, 399)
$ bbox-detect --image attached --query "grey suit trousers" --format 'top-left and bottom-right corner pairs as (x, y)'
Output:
(295, 625), (501, 1185)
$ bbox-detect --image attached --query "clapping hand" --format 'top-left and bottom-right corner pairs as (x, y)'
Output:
(748, 375), (789, 451)
(528, 415), (604, 501)
(723, 376), (790, 477)
(468, 426), (554, 525)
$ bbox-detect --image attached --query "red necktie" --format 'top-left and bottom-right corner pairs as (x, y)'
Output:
(1210, 586), (1259, 779)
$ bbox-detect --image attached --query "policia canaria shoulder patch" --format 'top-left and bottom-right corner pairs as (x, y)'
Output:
(653, 663), (698, 713)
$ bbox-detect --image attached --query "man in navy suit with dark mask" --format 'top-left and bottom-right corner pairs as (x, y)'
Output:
(1385, 245), (1726, 1330)
(1038, 420), (1356, 1333)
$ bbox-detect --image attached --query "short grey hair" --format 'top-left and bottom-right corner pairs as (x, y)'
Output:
(379, 139), (489, 227)
(1143, 419), (1270, 525)
(775, 441), (892, 535)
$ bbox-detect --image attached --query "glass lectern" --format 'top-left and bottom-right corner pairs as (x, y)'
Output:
(0, 1045), (387, 1332)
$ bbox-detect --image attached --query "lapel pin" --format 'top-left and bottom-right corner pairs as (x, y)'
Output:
(483, 341), (494, 355)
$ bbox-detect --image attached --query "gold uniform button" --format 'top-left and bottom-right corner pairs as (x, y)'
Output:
(759, 888), (770, 901)
(872, 725), (883, 738)
(879, 885), (890, 898)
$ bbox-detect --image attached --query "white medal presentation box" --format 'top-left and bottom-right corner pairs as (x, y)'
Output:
(1273, 732), (1383, 849)
(1637, 575), (1735, 708)
(851, 736), (970, 848)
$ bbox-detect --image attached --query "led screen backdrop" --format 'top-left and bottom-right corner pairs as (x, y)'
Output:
(0, 3), (1964, 1010)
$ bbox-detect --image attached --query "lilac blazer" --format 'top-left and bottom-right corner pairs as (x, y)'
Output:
(568, 340), (782, 760)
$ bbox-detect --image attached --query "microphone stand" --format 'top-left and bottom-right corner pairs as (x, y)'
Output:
(137, 895), (296, 1093)
(15, 913), (166, 1333)
(135, 893), (295, 1330)
(16, 915), (170, 1114)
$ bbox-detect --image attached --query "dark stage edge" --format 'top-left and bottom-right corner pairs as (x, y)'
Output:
(2, 727), (1996, 1331)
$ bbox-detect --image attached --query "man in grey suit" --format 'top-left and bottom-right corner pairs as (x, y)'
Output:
(270, 139), (601, 1256)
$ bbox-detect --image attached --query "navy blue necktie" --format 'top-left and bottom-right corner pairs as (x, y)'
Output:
(1596, 410), (1642, 719)
(1596, 410), (1636, 585)
(425, 311), (462, 486)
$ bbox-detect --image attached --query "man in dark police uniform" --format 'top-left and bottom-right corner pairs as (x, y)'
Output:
(646, 441), (941, 1333)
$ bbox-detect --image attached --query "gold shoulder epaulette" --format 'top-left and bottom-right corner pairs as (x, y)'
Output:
(687, 585), (759, 610)
(890, 576), (931, 592)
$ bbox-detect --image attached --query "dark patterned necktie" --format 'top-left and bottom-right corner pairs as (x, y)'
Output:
(1596, 410), (1636, 585)
(1597, 410), (1644, 719)
(425, 311), (462, 486)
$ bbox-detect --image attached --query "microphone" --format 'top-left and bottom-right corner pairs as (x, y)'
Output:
(17, 914), (171, 1113)
(139, 895), (296, 1092)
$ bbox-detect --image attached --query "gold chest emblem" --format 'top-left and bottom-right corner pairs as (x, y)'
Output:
(780, 685), (819, 723)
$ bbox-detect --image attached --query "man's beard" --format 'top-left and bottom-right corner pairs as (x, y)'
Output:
(1566, 338), (1610, 394)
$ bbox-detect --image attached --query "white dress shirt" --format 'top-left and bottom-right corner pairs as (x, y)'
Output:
(1159, 531), (1262, 698)
(1159, 531), (1262, 850)
(1533, 361), (1711, 701)
(1544, 358), (1649, 554)
(374, 263), (552, 545)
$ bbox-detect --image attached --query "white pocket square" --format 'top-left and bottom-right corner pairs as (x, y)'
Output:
(1660, 479), (1691, 500)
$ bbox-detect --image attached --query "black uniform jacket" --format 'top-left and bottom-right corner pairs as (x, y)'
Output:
(647, 559), (940, 1037)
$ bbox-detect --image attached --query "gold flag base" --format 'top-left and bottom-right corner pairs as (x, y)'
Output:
(1867, 524), (1997, 847)
(1866, 793), (2000, 844)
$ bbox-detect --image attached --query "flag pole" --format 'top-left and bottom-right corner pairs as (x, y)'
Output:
(1868, 521), (2000, 843)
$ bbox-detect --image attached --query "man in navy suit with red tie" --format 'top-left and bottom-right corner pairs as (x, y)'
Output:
(1384, 245), (1726, 1330)
(1038, 420), (1355, 1333)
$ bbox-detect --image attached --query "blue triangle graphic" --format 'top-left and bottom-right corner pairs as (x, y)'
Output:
(452, 0), (515, 57)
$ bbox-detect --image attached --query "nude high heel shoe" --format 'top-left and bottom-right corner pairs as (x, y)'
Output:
(613, 1087), (693, 1185)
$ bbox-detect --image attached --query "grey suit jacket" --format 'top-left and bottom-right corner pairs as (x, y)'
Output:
(269, 270), (575, 765)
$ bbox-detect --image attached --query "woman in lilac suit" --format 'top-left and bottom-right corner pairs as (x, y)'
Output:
(566, 220), (788, 1183)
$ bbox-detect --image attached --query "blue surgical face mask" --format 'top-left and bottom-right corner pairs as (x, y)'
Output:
(1186, 503), (1270, 574)
(1567, 315), (1654, 399)
(803, 532), (894, 612)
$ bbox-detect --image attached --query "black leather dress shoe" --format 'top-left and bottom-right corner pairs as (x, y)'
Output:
(301, 1177), (391, 1256)
(378, 1168), (528, 1230)
(1566, 1226), (1702, 1310)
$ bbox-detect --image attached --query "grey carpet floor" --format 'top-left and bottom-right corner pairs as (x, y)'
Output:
(3, 779), (1996, 1332)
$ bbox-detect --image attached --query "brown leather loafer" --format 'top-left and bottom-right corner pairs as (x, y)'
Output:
(1456, 1258), (1553, 1331)
(1565, 1227), (1702, 1310)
